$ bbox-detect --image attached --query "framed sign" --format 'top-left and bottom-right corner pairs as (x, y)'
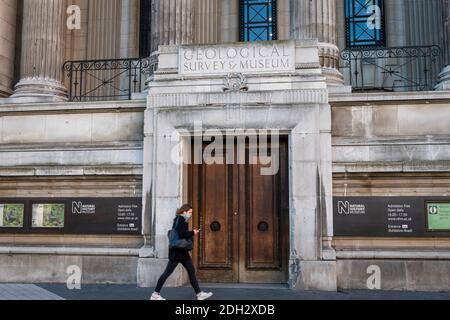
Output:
(334, 197), (450, 237)
(0, 203), (25, 228)
(426, 202), (450, 231)
(32, 203), (65, 229)
(0, 198), (142, 235)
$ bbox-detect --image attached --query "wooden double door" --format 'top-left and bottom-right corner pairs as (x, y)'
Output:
(188, 137), (289, 283)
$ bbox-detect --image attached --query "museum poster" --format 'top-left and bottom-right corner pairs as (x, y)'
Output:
(0, 198), (142, 235)
(334, 197), (450, 237)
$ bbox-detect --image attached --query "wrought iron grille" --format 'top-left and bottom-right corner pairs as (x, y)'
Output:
(341, 46), (442, 92)
(63, 56), (157, 102)
(345, 0), (385, 47)
(239, 0), (277, 42)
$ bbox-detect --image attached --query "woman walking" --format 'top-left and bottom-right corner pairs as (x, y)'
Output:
(151, 204), (213, 301)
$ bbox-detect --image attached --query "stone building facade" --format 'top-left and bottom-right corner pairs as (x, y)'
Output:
(0, 0), (449, 291)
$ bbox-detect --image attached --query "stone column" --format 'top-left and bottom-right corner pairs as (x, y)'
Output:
(141, 0), (195, 259)
(194, 0), (220, 44)
(150, 0), (194, 53)
(0, 0), (17, 97)
(12, 0), (67, 101)
(220, 0), (239, 43)
(403, 0), (446, 90)
(87, 0), (122, 59)
(291, 0), (341, 256)
(436, 0), (450, 90)
(291, 0), (344, 86)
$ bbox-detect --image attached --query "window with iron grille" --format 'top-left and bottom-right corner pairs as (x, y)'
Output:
(345, 0), (385, 47)
(239, 0), (277, 42)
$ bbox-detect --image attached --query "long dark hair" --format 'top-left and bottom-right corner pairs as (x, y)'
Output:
(176, 204), (192, 215)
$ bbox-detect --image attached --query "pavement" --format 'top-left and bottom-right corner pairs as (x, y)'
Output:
(1, 283), (450, 300)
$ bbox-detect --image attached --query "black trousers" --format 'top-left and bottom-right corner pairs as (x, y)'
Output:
(155, 257), (201, 294)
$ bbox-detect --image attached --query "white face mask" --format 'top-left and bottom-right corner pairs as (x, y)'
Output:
(181, 213), (192, 222)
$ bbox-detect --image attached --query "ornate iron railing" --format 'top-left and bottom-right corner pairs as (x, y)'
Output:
(341, 46), (442, 92)
(63, 55), (158, 102)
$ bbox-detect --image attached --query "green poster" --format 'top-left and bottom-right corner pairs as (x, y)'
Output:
(427, 203), (450, 231)
(0, 204), (24, 228)
(32, 204), (65, 228)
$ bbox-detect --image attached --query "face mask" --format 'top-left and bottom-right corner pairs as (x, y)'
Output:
(181, 213), (192, 222)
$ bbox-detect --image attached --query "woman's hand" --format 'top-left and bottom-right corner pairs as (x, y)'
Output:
(194, 229), (201, 235)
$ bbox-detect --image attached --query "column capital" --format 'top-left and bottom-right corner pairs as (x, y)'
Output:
(290, 0), (344, 86)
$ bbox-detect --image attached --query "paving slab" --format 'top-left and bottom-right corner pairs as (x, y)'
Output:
(0, 284), (65, 300)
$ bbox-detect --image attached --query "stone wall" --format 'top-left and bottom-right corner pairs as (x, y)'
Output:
(331, 92), (450, 170)
(0, 254), (139, 285)
(0, 99), (145, 247)
(330, 91), (450, 291)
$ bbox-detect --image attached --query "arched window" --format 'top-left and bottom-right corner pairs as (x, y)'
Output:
(345, 0), (385, 47)
(239, 0), (278, 42)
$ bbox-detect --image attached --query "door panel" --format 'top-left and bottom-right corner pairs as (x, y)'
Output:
(238, 140), (289, 283)
(200, 162), (231, 267)
(193, 159), (237, 282)
(247, 159), (279, 268)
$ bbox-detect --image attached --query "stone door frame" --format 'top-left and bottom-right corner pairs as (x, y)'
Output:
(140, 88), (337, 291)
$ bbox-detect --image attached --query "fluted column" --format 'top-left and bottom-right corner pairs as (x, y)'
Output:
(291, 0), (344, 86)
(436, 0), (450, 90)
(447, 0), (450, 65)
(194, 0), (220, 44)
(0, 0), (18, 97)
(143, 0), (194, 255)
(87, 0), (122, 59)
(12, 0), (67, 100)
(150, 0), (194, 53)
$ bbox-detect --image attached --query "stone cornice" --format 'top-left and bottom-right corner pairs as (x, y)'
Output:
(0, 165), (143, 177)
(335, 250), (450, 260)
(0, 246), (140, 256)
(333, 161), (450, 173)
(0, 142), (143, 152)
(148, 89), (329, 109)
(330, 90), (450, 105)
(0, 99), (146, 115)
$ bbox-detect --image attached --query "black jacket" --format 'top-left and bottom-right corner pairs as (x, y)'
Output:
(169, 216), (194, 262)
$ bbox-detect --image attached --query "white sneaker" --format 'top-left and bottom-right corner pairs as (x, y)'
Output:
(150, 292), (166, 300)
(197, 292), (213, 300)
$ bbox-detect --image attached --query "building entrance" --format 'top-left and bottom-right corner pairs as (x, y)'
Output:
(188, 136), (290, 283)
